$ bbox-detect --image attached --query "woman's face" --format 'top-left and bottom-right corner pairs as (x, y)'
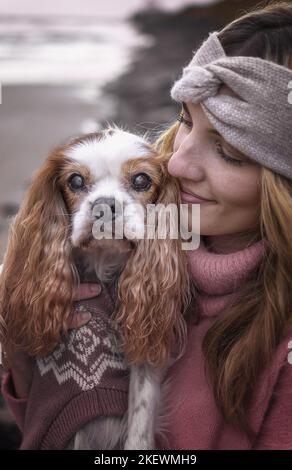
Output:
(167, 95), (262, 240)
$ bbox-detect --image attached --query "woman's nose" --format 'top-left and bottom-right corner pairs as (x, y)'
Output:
(168, 145), (205, 182)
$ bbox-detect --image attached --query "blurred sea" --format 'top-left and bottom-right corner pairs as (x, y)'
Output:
(0, 15), (152, 85)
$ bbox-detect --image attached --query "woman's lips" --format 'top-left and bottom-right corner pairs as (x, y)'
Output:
(180, 189), (215, 204)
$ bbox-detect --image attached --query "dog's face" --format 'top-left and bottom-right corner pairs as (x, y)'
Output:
(58, 129), (167, 254)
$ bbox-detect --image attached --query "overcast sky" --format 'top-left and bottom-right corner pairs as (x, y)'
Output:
(0, 0), (217, 18)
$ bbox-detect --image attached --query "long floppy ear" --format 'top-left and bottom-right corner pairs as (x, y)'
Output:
(0, 150), (78, 357)
(114, 156), (192, 367)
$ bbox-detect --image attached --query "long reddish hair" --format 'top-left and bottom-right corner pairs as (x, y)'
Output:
(0, 147), (78, 357)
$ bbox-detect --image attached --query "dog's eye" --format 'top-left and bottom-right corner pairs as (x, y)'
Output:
(68, 173), (85, 192)
(131, 173), (152, 192)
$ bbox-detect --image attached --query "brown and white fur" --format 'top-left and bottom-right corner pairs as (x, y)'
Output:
(0, 127), (192, 449)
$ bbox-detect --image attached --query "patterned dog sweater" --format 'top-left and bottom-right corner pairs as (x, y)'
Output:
(20, 280), (130, 449)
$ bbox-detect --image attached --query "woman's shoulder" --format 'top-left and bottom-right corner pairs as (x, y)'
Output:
(251, 329), (292, 449)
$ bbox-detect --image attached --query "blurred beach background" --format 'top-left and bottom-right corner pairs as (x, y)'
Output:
(0, 0), (265, 449)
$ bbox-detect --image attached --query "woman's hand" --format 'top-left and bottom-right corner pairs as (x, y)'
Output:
(66, 282), (102, 329)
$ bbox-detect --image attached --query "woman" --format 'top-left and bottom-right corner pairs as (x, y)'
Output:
(2, 1), (292, 449)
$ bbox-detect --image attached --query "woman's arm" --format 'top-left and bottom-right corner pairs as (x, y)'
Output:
(1, 370), (28, 431)
(252, 360), (292, 449)
(4, 351), (34, 399)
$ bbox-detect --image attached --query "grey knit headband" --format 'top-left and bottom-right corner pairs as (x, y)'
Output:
(171, 31), (292, 179)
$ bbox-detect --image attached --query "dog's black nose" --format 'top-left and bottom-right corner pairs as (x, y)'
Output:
(92, 197), (116, 220)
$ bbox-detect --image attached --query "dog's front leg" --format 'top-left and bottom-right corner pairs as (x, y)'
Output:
(124, 364), (165, 450)
(69, 415), (128, 450)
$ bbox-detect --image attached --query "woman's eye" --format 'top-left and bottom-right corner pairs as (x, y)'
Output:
(216, 142), (244, 167)
(68, 173), (86, 191)
(177, 111), (192, 129)
(131, 173), (152, 191)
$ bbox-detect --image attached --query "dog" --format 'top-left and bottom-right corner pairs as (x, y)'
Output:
(0, 126), (192, 449)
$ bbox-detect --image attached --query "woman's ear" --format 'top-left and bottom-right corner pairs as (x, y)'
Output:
(114, 157), (191, 367)
(0, 152), (78, 356)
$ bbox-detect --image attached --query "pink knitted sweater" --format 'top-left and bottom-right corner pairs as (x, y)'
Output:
(2, 237), (292, 449)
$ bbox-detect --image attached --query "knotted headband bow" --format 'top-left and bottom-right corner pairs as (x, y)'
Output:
(171, 31), (292, 179)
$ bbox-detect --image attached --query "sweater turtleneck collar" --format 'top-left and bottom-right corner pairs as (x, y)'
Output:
(186, 236), (267, 318)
